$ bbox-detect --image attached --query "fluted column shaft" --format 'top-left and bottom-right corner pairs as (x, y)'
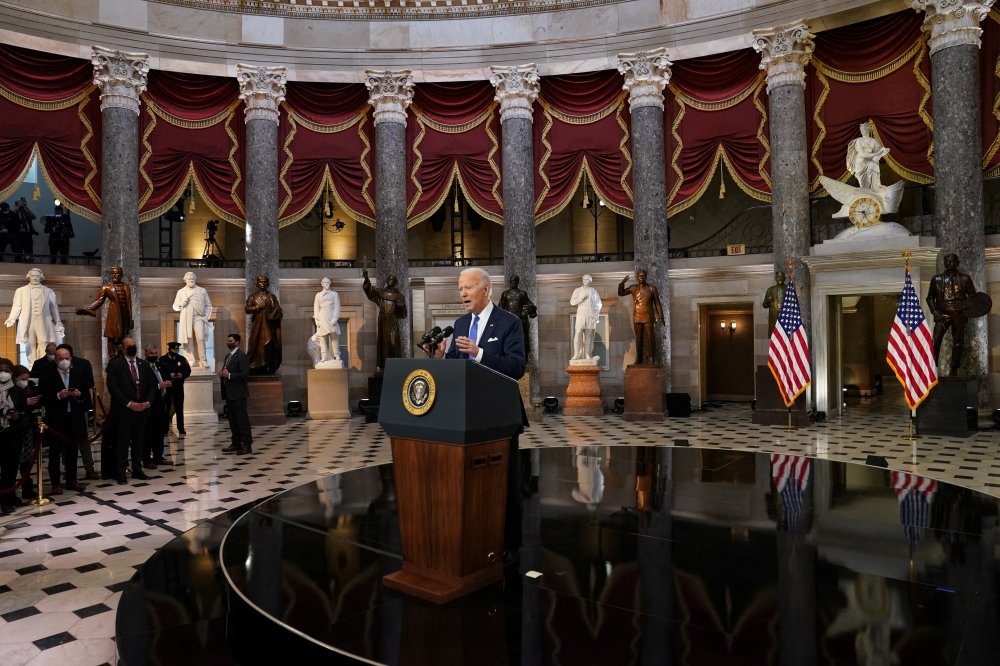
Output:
(753, 21), (816, 338)
(366, 70), (414, 358)
(913, 0), (993, 404)
(491, 64), (540, 403)
(92, 46), (148, 357)
(618, 49), (672, 385)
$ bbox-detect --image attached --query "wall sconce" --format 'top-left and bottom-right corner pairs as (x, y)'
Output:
(720, 320), (726, 329)
(730, 321), (737, 332)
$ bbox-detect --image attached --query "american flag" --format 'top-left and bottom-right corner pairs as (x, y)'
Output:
(771, 454), (811, 529)
(767, 276), (811, 407)
(886, 267), (938, 409)
(892, 471), (936, 554)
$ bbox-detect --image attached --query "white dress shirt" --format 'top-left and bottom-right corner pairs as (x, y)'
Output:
(469, 300), (493, 363)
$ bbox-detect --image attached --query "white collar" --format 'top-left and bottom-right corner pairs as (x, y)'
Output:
(471, 300), (493, 323)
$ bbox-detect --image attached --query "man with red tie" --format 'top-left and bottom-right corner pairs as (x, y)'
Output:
(106, 336), (158, 485)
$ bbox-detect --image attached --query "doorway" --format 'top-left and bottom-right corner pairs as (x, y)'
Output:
(828, 293), (900, 414)
(702, 304), (755, 401)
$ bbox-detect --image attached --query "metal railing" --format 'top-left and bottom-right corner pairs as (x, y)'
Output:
(669, 205), (773, 259)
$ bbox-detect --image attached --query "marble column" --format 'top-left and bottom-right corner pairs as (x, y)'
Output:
(490, 64), (541, 404)
(92, 47), (148, 357)
(365, 70), (414, 358)
(912, 1), (994, 404)
(752, 21), (815, 337)
(237, 64), (286, 316)
(618, 49), (672, 386)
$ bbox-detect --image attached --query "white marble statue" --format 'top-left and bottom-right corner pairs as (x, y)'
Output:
(311, 278), (343, 369)
(172, 272), (213, 371)
(820, 121), (904, 223)
(4, 268), (64, 365)
(570, 274), (602, 364)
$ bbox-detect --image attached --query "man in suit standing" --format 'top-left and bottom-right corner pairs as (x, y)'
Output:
(56, 344), (99, 480)
(29, 343), (57, 379)
(39, 346), (93, 494)
(106, 336), (157, 485)
(218, 333), (252, 454)
(142, 344), (172, 469)
(159, 341), (191, 435)
(428, 267), (527, 560)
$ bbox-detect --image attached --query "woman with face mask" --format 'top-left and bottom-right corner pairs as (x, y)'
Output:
(0, 358), (29, 514)
(12, 365), (38, 500)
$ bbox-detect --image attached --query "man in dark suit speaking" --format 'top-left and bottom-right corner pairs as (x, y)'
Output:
(426, 267), (527, 560)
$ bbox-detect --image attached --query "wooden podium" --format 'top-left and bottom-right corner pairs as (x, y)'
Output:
(379, 359), (523, 604)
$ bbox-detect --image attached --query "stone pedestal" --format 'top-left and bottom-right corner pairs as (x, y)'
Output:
(182, 371), (218, 426)
(623, 364), (665, 422)
(564, 364), (603, 416)
(518, 373), (544, 423)
(915, 376), (976, 438)
(752, 365), (810, 427)
(307, 368), (350, 420)
(248, 375), (286, 426)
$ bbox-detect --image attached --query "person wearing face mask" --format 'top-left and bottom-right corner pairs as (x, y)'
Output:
(142, 345), (171, 469)
(56, 343), (98, 480)
(39, 346), (93, 494)
(106, 337), (157, 485)
(0, 358), (28, 513)
(217, 333), (252, 454)
(12, 365), (39, 500)
(29, 343), (57, 379)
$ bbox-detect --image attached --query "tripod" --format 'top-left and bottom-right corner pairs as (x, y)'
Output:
(202, 234), (225, 261)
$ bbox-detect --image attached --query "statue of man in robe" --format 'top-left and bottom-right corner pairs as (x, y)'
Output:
(5, 268), (64, 365)
(172, 272), (213, 370)
(75, 265), (133, 357)
(245, 275), (283, 375)
(498, 275), (538, 354)
(570, 274), (602, 363)
(312, 277), (342, 367)
(362, 268), (407, 371)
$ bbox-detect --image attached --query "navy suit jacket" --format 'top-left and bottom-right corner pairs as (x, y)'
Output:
(445, 305), (526, 381)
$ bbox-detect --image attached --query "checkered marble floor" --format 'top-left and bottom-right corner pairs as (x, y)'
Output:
(1, 392), (999, 665)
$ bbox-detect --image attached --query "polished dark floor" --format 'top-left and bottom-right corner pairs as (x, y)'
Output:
(118, 446), (1000, 665)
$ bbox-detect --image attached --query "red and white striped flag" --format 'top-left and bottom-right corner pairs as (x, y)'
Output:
(767, 276), (811, 407)
(886, 267), (937, 409)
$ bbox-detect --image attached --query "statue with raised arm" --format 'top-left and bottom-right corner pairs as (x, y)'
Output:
(498, 275), (538, 353)
(5, 268), (64, 365)
(362, 269), (407, 371)
(172, 272), (213, 371)
(762, 271), (787, 334)
(311, 277), (343, 368)
(75, 265), (133, 357)
(570, 274), (602, 363)
(618, 270), (664, 365)
(245, 275), (283, 375)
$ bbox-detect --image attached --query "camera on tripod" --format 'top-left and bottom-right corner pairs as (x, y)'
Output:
(202, 219), (225, 265)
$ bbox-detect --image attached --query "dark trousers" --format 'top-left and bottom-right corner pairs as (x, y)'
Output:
(49, 241), (68, 264)
(0, 430), (22, 509)
(16, 232), (33, 260)
(166, 387), (185, 432)
(226, 398), (252, 448)
(116, 412), (149, 476)
(0, 234), (16, 258)
(504, 434), (522, 551)
(144, 402), (166, 464)
(45, 412), (86, 487)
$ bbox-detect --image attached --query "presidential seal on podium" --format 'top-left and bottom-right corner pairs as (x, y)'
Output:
(403, 368), (436, 416)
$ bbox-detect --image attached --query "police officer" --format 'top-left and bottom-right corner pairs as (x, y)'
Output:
(159, 342), (191, 435)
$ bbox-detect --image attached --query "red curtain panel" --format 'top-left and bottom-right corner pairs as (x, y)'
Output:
(982, 9), (1000, 178)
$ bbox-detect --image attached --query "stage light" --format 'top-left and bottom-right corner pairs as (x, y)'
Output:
(53, 198), (61, 207)
(613, 397), (625, 414)
(543, 397), (559, 414)
(286, 401), (303, 416)
(865, 455), (888, 468)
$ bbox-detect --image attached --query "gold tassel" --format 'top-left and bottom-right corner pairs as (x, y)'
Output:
(581, 174), (590, 208)
(719, 169), (726, 199)
(32, 184), (40, 201)
(453, 180), (460, 214)
(188, 196), (195, 214)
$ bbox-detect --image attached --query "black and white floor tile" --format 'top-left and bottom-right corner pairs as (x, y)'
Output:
(0, 390), (997, 664)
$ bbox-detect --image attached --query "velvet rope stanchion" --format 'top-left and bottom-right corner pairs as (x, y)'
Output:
(29, 422), (50, 508)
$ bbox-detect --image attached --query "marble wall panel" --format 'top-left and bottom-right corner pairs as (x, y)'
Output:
(532, 6), (619, 43)
(242, 15), (284, 46)
(284, 17), (370, 50)
(410, 19), (494, 49)
(99, 0), (147, 31)
(370, 22), (410, 50)
(148, 3), (241, 43)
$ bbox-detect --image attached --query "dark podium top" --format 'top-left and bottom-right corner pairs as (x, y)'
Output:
(378, 358), (522, 445)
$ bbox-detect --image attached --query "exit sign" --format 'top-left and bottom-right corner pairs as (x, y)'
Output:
(727, 244), (746, 256)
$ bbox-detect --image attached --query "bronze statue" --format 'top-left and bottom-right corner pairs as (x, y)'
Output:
(498, 275), (538, 353)
(762, 271), (787, 334)
(363, 269), (408, 370)
(618, 270), (665, 365)
(245, 275), (283, 375)
(76, 265), (134, 357)
(927, 253), (989, 376)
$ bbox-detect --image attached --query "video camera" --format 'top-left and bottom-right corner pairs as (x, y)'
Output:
(42, 210), (73, 239)
(206, 220), (219, 240)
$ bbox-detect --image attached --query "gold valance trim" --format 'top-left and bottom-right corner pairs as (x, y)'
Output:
(412, 104), (492, 134)
(666, 98), (686, 208)
(79, 96), (100, 210)
(279, 113), (297, 216)
(753, 81), (771, 189)
(281, 103), (364, 134)
(538, 93), (623, 125)
(407, 114), (426, 216)
(485, 105), (503, 212)
(667, 145), (770, 218)
(534, 107), (554, 213)
(812, 39), (923, 83)
(617, 101), (633, 203)
(138, 105), (157, 210)
(225, 107), (245, 216)
(144, 95), (240, 129)
(668, 73), (762, 112)
(359, 110), (375, 223)
(0, 84), (93, 111)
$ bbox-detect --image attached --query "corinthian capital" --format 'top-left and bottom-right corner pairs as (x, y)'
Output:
(236, 64), (287, 125)
(364, 70), (414, 126)
(91, 46), (149, 115)
(752, 20), (816, 93)
(912, 0), (995, 55)
(616, 48), (672, 111)
(489, 64), (540, 123)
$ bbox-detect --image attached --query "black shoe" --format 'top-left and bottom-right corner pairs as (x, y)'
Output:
(221, 445), (240, 453)
(131, 471), (150, 481)
(117, 475), (128, 485)
(237, 447), (253, 455)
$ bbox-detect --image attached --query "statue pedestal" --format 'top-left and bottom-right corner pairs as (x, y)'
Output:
(623, 364), (665, 422)
(915, 376), (976, 438)
(564, 364), (603, 416)
(248, 375), (286, 426)
(307, 368), (351, 420)
(751, 366), (811, 426)
(182, 371), (218, 426)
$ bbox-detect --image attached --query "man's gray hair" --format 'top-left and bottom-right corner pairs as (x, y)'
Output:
(459, 267), (492, 296)
(144, 344), (157, 354)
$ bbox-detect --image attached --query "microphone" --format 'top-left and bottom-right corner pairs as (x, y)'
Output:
(419, 326), (442, 346)
(432, 326), (454, 347)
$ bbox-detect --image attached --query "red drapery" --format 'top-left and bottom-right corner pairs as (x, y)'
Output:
(279, 82), (373, 226)
(406, 81), (501, 226)
(983, 10), (1000, 178)
(139, 70), (244, 224)
(0, 44), (101, 221)
(665, 49), (770, 216)
(806, 11), (933, 188)
(534, 71), (633, 222)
